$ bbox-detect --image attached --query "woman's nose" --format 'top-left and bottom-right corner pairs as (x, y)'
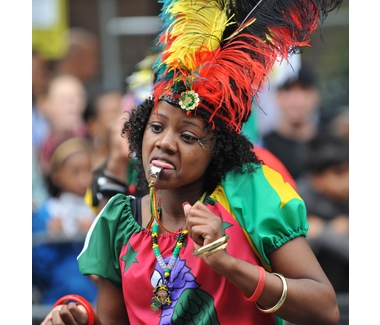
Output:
(155, 130), (177, 153)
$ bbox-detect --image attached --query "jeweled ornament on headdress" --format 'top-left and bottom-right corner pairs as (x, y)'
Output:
(179, 90), (200, 111)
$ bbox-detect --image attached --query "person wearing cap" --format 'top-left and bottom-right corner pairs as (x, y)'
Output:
(40, 0), (342, 324)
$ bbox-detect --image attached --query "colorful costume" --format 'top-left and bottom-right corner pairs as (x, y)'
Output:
(78, 163), (308, 324)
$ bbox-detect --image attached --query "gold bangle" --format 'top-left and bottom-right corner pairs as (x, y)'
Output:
(193, 234), (229, 257)
(196, 242), (229, 258)
(256, 273), (287, 313)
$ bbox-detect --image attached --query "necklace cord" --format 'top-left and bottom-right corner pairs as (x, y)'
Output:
(148, 183), (207, 235)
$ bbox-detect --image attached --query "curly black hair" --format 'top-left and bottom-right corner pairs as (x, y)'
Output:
(122, 98), (262, 195)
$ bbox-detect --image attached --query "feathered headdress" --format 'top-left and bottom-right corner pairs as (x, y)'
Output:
(152, 0), (342, 133)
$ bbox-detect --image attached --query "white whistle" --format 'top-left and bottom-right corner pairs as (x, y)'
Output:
(150, 165), (162, 180)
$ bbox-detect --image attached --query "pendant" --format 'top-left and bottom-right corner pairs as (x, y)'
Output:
(150, 284), (171, 311)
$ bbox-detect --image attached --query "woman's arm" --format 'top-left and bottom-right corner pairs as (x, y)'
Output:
(209, 236), (340, 325)
(267, 236), (339, 324)
(185, 202), (340, 325)
(95, 276), (129, 325)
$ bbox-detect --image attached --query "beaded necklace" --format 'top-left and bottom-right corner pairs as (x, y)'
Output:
(148, 180), (207, 310)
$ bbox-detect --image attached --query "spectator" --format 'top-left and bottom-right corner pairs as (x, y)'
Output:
(84, 113), (149, 214)
(84, 90), (124, 170)
(296, 132), (349, 296)
(261, 65), (321, 182)
(44, 137), (96, 237)
(32, 137), (98, 305)
(54, 27), (102, 103)
(255, 54), (302, 140)
(37, 74), (88, 179)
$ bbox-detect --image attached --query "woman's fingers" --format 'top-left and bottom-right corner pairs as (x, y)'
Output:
(40, 304), (88, 325)
(60, 303), (88, 324)
(184, 201), (223, 247)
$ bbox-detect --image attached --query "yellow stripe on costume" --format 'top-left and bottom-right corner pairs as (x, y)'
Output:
(210, 184), (272, 271)
(262, 165), (301, 208)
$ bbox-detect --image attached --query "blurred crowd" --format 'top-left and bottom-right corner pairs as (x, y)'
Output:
(32, 27), (145, 307)
(32, 26), (348, 323)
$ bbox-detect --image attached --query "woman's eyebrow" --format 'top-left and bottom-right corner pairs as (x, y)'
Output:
(150, 111), (167, 121)
(181, 119), (204, 131)
(153, 111), (204, 131)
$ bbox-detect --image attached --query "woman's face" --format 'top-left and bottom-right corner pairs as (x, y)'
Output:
(142, 101), (214, 190)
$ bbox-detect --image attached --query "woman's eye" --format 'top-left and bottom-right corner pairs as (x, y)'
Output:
(148, 123), (163, 133)
(181, 133), (198, 142)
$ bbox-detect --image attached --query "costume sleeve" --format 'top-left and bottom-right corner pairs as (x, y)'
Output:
(77, 194), (139, 288)
(222, 163), (308, 268)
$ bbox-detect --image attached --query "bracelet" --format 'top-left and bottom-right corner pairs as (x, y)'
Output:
(196, 241), (229, 257)
(256, 273), (287, 313)
(244, 266), (266, 302)
(193, 234), (229, 257)
(53, 294), (95, 325)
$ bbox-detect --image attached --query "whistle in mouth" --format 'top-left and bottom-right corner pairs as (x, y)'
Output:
(150, 165), (162, 180)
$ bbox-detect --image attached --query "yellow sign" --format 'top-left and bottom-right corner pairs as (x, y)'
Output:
(32, 0), (69, 60)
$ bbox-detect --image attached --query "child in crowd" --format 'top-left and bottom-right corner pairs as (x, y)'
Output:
(33, 137), (98, 305)
(42, 137), (96, 238)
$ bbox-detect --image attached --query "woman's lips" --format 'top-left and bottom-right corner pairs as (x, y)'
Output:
(151, 159), (175, 170)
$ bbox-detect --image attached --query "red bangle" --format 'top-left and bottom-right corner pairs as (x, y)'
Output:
(53, 294), (95, 325)
(244, 265), (266, 302)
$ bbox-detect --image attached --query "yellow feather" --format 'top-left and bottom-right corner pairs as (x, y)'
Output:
(161, 0), (234, 72)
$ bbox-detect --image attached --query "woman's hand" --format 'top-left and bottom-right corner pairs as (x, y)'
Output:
(184, 201), (224, 248)
(183, 201), (229, 267)
(40, 303), (89, 325)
